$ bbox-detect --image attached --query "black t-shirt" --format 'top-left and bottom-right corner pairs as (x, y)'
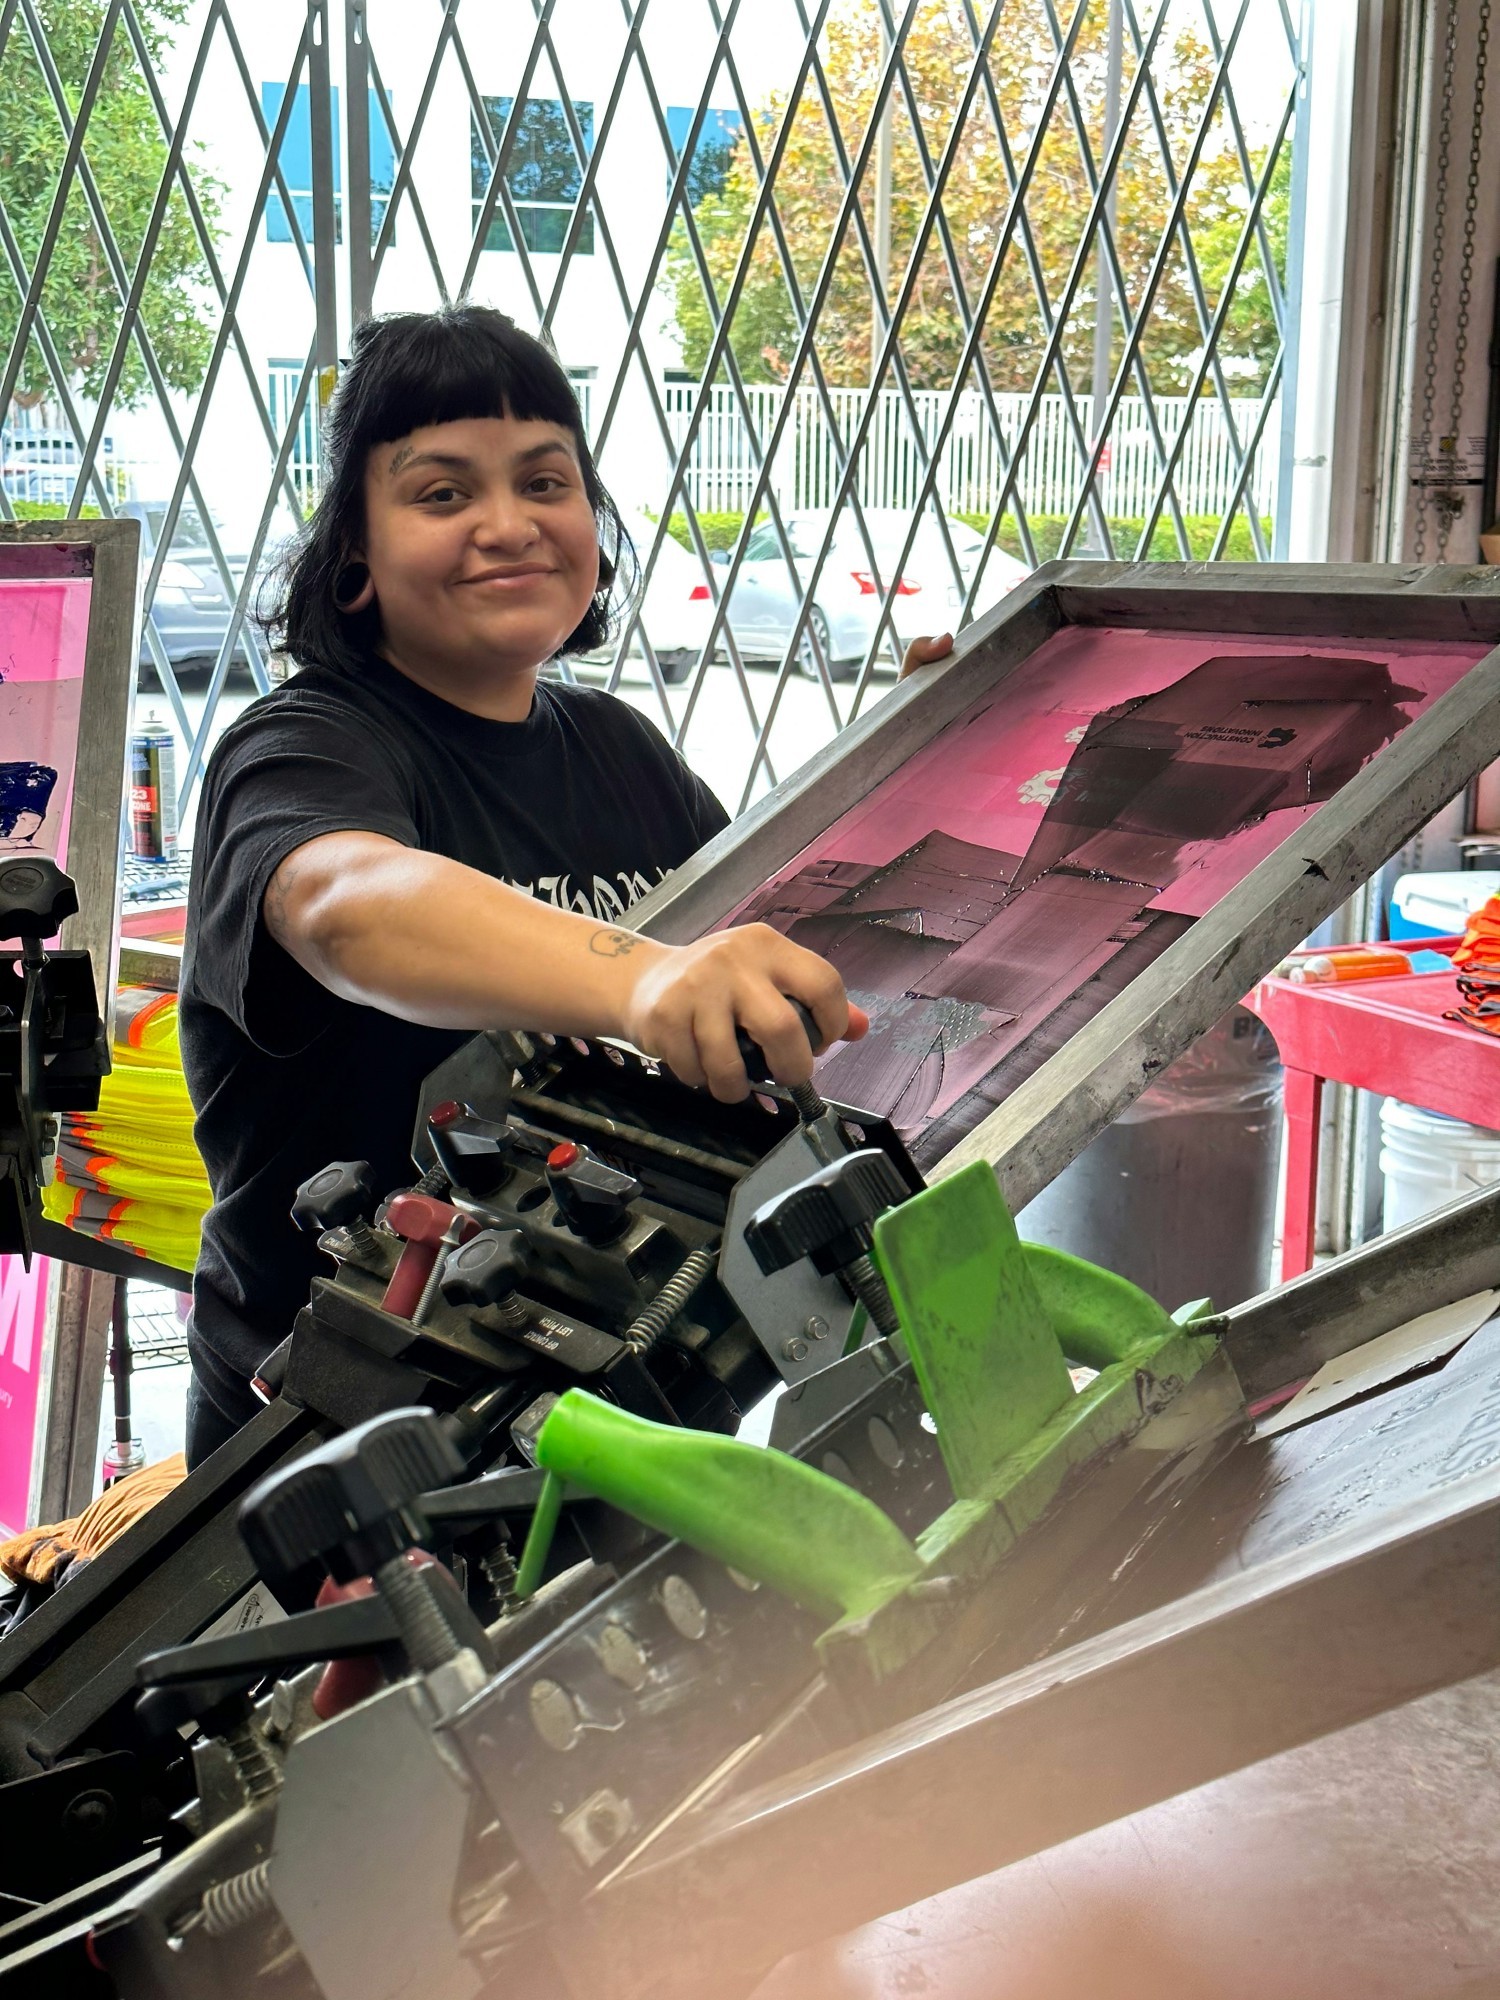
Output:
(179, 654), (728, 1395)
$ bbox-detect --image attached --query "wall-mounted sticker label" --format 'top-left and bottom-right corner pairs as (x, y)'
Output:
(1409, 431), (1487, 487)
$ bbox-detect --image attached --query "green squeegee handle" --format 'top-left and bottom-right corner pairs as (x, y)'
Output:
(1020, 1241), (1178, 1369)
(534, 1390), (921, 1621)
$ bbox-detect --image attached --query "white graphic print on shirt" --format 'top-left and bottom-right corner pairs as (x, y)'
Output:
(505, 866), (668, 922)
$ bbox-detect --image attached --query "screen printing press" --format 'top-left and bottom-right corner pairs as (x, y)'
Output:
(5, 562), (1500, 2000)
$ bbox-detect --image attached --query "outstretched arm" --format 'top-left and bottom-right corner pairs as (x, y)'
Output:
(264, 831), (863, 1102)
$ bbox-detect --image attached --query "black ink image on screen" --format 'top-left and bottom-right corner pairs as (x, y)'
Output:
(738, 653), (1417, 1149)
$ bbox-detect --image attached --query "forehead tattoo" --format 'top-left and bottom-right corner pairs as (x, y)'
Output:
(388, 444), (415, 476)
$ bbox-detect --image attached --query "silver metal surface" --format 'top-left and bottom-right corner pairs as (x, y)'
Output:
(117, 938), (182, 992)
(31, 1260), (113, 1524)
(659, 1574), (708, 1642)
(719, 1120), (858, 1385)
(561, 1788), (634, 1868)
(269, 1682), (481, 2000)
(343, 0), (373, 327)
(1223, 1176), (1500, 1404)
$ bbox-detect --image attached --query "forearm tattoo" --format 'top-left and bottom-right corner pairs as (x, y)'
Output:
(589, 927), (641, 958)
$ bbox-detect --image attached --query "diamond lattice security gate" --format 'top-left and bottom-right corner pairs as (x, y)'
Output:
(0, 0), (1303, 819)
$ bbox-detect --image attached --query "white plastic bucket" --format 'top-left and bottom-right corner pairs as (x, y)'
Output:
(1378, 1097), (1500, 1232)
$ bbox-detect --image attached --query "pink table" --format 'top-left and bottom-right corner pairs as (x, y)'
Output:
(1245, 938), (1500, 1281)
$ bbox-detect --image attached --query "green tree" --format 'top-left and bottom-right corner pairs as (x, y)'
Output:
(665, 0), (1290, 398)
(0, 0), (223, 414)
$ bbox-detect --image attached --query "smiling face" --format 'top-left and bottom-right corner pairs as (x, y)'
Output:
(355, 413), (602, 716)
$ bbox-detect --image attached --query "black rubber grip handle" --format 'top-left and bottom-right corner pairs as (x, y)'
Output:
(736, 999), (821, 1085)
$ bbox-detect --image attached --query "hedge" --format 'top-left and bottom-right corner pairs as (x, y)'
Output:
(954, 511), (1273, 564)
(6, 499), (103, 521)
(658, 507), (1271, 565)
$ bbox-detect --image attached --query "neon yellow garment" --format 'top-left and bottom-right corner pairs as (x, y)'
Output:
(42, 987), (210, 1277)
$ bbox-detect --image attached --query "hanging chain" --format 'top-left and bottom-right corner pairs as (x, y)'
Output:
(1415, 0), (1491, 561)
(1413, 0), (1459, 563)
(1443, 0), (1492, 557)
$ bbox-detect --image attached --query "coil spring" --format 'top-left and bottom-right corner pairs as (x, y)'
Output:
(201, 1858), (273, 1938)
(623, 1243), (718, 1353)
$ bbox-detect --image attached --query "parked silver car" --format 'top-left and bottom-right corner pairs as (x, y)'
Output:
(718, 507), (1031, 680)
(1, 428), (113, 507)
(126, 501), (284, 684)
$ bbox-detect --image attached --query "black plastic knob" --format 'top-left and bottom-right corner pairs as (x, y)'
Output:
(428, 1100), (514, 1197)
(136, 1675), (254, 1743)
(0, 856), (77, 941)
(239, 1407), (465, 1584)
(544, 1142), (642, 1244)
(743, 1148), (908, 1278)
(291, 1160), (377, 1235)
(736, 999), (821, 1085)
(440, 1227), (531, 1310)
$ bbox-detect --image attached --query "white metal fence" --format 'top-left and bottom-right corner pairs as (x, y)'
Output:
(664, 382), (1279, 525)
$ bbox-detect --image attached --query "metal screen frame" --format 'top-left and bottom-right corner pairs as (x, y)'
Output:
(631, 558), (1500, 1209)
(0, 519), (139, 999)
(0, 519), (140, 1526)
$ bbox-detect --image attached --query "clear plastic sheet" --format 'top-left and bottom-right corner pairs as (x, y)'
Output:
(1114, 1008), (1283, 1125)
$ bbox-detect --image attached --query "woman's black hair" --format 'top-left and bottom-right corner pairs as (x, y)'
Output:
(263, 304), (635, 673)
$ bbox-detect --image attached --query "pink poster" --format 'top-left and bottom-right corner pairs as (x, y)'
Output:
(0, 1255), (50, 1536)
(1, 572), (94, 1532)
(1, 575), (91, 864)
(730, 625), (1490, 1163)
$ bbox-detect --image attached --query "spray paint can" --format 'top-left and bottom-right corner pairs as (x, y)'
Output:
(129, 715), (179, 861)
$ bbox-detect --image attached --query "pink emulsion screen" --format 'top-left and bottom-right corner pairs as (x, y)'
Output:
(0, 1257), (50, 1536)
(727, 626), (1489, 1162)
(0, 576), (93, 1530)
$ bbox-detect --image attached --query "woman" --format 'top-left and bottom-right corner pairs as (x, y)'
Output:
(179, 303), (949, 1465)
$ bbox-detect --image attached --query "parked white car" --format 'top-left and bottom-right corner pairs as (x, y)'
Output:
(620, 514), (720, 685)
(719, 507), (1031, 679)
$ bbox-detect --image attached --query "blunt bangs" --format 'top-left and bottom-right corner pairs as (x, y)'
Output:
(333, 308), (584, 454)
(263, 305), (635, 675)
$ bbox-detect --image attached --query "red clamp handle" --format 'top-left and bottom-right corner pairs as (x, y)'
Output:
(381, 1193), (475, 1320)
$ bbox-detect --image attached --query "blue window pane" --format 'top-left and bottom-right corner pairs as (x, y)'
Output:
(370, 91), (396, 246)
(261, 83), (390, 247)
(471, 97), (594, 256)
(262, 82), (340, 244)
(666, 104), (742, 202)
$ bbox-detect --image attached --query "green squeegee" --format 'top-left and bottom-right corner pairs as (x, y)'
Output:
(532, 1161), (1222, 1670)
(535, 1391), (922, 1621)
